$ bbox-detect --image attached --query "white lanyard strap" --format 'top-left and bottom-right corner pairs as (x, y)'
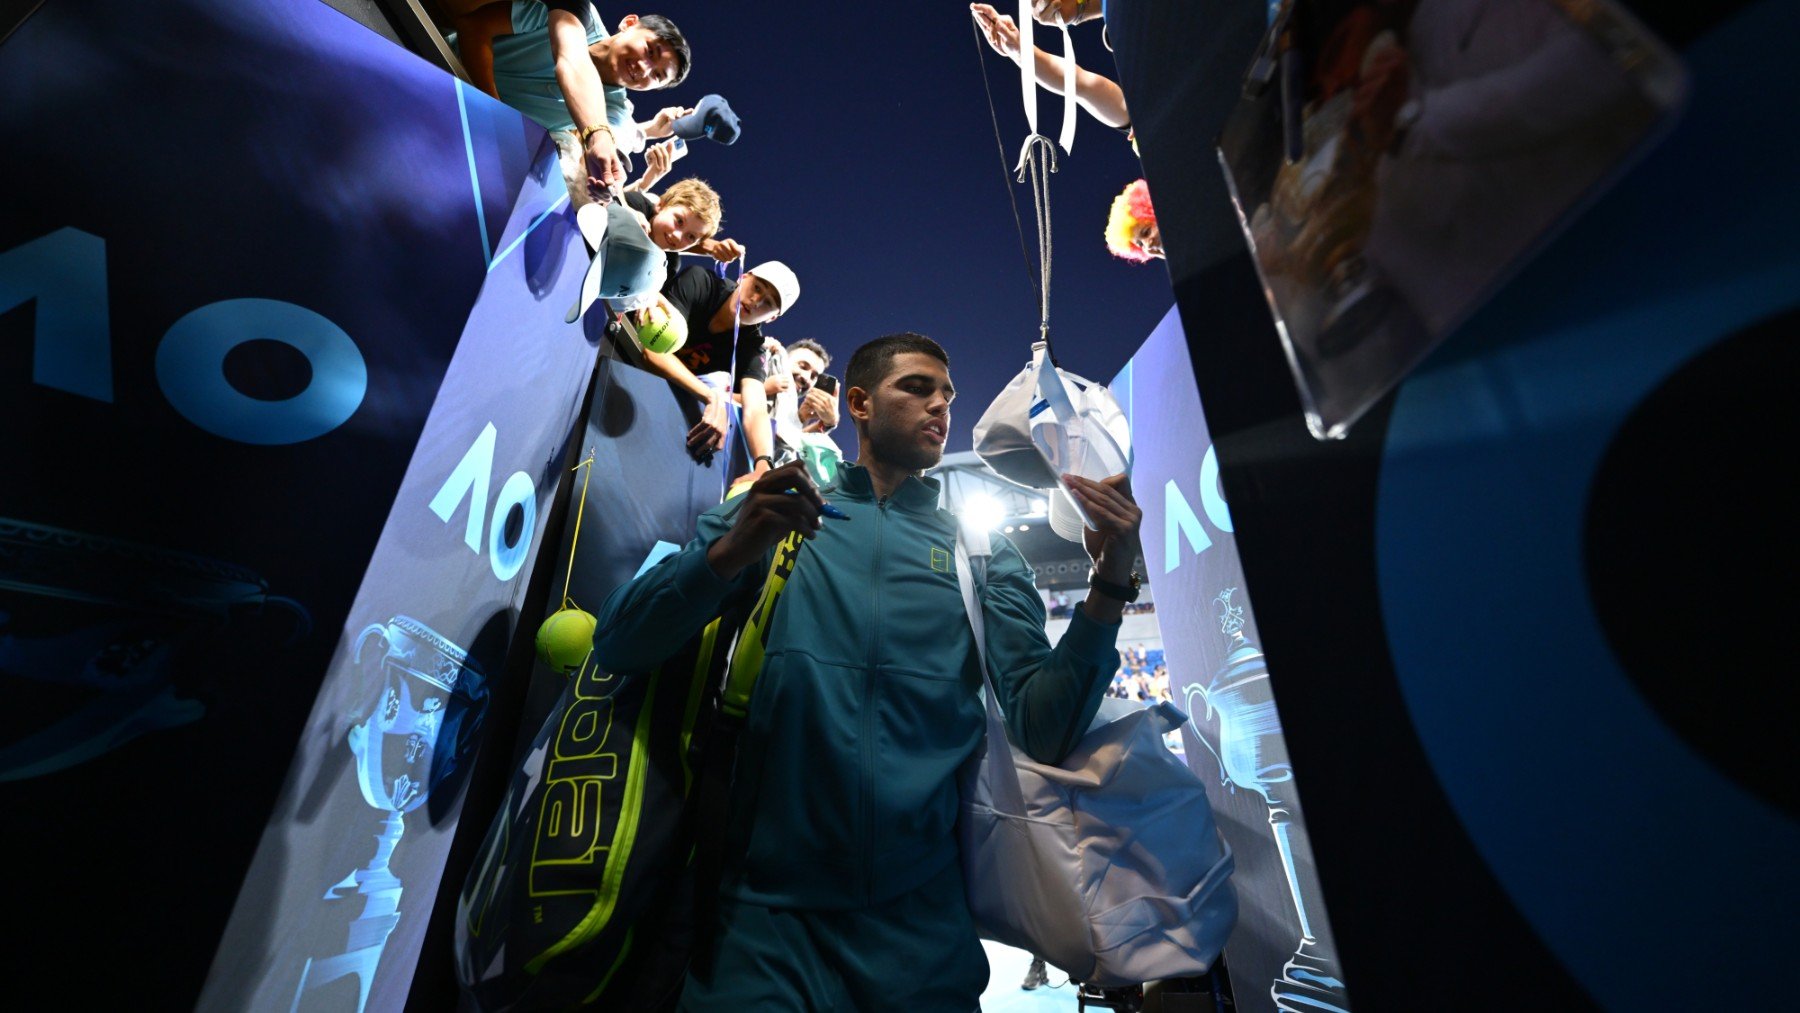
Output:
(1016, 3), (1078, 155)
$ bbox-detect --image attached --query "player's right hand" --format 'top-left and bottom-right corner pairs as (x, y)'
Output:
(707, 462), (826, 578)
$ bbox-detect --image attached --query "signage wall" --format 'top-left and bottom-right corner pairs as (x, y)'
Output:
(1, 0), (590, 1006)
(1113, 312), (1348, 1013)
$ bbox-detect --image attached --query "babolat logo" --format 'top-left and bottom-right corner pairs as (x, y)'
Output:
(930, 546), (952, 573)
(527, 664), (622, 901)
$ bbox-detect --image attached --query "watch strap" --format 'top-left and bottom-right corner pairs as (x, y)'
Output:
(1088, 571), (1141, 603)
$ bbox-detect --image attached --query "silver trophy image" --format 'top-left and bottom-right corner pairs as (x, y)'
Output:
(1184, 588), (1348, 1013)
(290, 615), (486, 1012)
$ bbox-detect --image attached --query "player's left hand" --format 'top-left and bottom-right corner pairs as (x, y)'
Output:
(1064, 473), (1141, 580)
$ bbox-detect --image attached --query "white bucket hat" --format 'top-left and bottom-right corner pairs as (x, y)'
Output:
(974, 343), (1131, 542)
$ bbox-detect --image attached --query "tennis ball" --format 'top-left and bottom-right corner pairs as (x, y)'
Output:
(536, 607), (596, 673)
(637, 302), (688, 354)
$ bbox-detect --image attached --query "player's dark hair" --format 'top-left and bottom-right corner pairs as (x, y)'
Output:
(845, 333), (949, 398)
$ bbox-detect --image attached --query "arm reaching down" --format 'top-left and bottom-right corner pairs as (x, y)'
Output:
(546, 7), (623, 195)
(980, 537), (1120, 765)
(738, 375), (776, 477)
(971, 4), (1129, 129)
(986, 472), (1142, 763)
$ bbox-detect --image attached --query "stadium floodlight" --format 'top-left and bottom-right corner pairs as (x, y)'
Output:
(962, 493), (1007, 531)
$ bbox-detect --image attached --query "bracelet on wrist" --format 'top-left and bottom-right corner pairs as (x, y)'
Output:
(580, 122), (615, 146)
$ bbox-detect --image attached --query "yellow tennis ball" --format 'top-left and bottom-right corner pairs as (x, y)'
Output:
(637, 302), (688, 354)
(535, 608), (596, 673)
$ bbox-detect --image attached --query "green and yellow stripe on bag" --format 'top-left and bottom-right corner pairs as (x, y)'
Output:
(722, 530), (806, 720)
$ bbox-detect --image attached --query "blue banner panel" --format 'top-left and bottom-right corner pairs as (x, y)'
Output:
(198, 143), (593, 1010)
(1113, 312), (1347, 1013)
(0, 0), (575, 1005)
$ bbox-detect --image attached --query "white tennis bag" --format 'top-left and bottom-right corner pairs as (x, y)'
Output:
(953, 525), (1238, 986)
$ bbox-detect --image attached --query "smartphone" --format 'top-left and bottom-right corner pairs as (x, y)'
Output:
(815, 374), (839, 395)
(669, 136), (688, 160)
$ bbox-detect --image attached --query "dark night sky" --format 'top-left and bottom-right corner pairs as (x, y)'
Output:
(646, 3), (1176, 456)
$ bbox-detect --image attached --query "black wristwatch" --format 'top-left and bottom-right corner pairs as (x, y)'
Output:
(1088, 569), (1142, 603)
(753, 454), (775, 469)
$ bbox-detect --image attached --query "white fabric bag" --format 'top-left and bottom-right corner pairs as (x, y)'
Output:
(953, 524), (1237, 986)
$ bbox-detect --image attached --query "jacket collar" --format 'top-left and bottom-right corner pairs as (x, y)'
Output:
(832, 461), (942, 511)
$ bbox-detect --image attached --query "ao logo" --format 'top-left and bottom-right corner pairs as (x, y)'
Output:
(5, 227), (540, 583)
(1162, 443), (1233, 576)
(430, 423), (538, 582)
(2, 227), (365, 444)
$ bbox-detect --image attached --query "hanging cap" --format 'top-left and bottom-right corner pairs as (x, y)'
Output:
(747, 261), (800, 314)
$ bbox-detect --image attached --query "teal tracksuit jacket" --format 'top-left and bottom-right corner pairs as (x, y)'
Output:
(592, 462), (1121, 914)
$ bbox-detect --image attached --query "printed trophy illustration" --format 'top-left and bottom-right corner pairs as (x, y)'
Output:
(1184, 588), (1348, 1013)
(291, 615), (486, 1013)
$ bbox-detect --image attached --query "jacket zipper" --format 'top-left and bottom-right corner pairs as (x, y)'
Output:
(862, 496), (886, 906)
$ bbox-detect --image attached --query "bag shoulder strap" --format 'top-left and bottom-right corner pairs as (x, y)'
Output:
(954, 522), (1029, 816)
(953, 519), (992, 657)
(953, 518), (995, 701)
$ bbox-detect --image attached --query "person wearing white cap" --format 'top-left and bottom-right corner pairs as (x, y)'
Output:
(636, 260), (803, 476)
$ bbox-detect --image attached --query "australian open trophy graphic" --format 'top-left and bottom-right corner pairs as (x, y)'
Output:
(291, 615), (486, 1012)
(1184, 588), (1348, 1013)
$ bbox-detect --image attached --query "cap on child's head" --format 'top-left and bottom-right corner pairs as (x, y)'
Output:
(747, 261), (800, 313)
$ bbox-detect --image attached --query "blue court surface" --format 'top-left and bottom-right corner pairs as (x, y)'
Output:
(980, 941), (1079, 1011)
